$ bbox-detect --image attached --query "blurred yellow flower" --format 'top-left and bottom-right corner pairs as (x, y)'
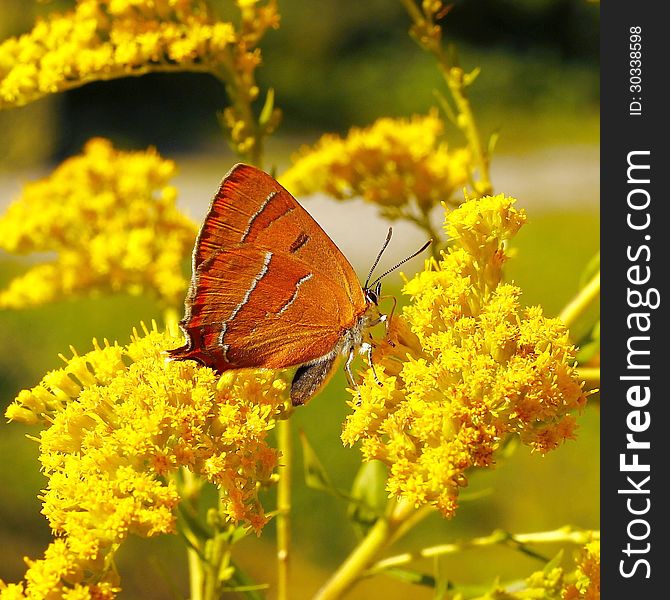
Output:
(474, 539), (600, 599)
(0, 0), (280, 160)
(279, 111), (470, 220)
(3, 323), (287, 598)
(0, 539), (119, 600)
(0, 0), (277, 108)
(342, 195), (587, 517)
(562, 539), (600, 600)
(0, 138), (196, 308)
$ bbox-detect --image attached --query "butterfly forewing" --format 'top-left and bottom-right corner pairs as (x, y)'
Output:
(193, 164), (362, 299)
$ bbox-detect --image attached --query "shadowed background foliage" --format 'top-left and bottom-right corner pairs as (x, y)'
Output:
(1, 0), (598, 166)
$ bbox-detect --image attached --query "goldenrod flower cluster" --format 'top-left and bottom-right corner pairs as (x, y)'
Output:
(0, 138), (196, 308)
(342, 195), (587, 517)
(279, 111), (470, 217)
(562, 539), (600, 600)
(0, 0), (278, 110)
(0, 539), (119, 600)
(476, 539), (600, 599)
(2, 323), (287, 599)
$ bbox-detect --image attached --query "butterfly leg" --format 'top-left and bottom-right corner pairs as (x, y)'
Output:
(363, 342), (383, 388)
(367, 311), (395, 348)
(379, 295), (398, 347)
(344, 346), (363, 404)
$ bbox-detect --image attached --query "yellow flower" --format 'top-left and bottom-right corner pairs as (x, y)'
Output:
(0, 0), (277, 112)
(279, 110), (471, 220)
(0, 138), (196, 308)
(342, 194), (587, 517)
(0, 0), (280, 160)
(3, 323), (287, 598)
(563, 540), (600, 600)
(0, 539), (120, 600)
(475, 538), (600, 599)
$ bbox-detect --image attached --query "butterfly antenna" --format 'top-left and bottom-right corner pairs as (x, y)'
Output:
(364, 227), (393, 289)
(369, 239), (433, 287)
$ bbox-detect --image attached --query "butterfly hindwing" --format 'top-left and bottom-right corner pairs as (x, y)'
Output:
(169, 246), (357, 371)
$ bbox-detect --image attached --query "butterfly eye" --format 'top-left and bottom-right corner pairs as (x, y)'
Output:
(365, 288), (379, 305)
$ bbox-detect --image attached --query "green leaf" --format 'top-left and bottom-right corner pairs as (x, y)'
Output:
(223, 523), (253, 545)
(258, 88), (275, 128)
(226, 559), (269, 600)
(176, 528), (205, 560)
(463, 67), (481, 87)
(299, 429), (337, 494)
(433, 555), (452, 599)
(432, 89), (457, 125)
(488, 130), (500, 156)
(299, 431), (389, 522)
(572, 252), (600, 354)
(220, 584), (270, 595)
(544, 549), (565, 573)
(176, 502), (211, 542)
(579, 251), (600, 289)
(383, 567), (437, 588)
(576, 319), (600, 364)
(347, 460), (387, 536)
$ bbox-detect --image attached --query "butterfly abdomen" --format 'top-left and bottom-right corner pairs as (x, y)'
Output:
(290, 354), (340, 406)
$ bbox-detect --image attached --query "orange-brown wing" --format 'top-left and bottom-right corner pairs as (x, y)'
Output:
(193, 163), (364, 309)
(169, 246), (357, 371)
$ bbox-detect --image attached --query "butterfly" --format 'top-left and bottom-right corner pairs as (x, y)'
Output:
(168, 163), (429, 406)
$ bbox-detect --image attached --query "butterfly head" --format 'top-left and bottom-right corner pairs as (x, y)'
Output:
(364, 280), (383, 306)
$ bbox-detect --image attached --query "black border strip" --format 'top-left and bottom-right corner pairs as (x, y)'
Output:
(601, 3), (668, 595)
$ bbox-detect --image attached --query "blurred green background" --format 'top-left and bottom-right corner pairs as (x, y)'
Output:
(0, 0), (599, 598)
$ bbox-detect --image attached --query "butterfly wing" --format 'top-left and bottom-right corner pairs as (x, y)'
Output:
(193, 163), (363, 302)
(169, 245), (361, 371)
(170, 163), (368, 372)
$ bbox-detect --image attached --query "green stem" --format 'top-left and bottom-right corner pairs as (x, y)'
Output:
(368, 527), (600, 574)
(314, 500), (417, 600)
(202, 493), (231, 600)
(442, 68), (492, 196)
(399, 0), (424, 24)
(411, 208), (444, 258)
(175, 469), (206, 600)
(400, 0), (493, 197)
(388, 505), (433, 546)
(276, 415), (292, 600)
(213, 58), (265, 168)
(188, 547), (204, 600)
(559, 270), (600, 328)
